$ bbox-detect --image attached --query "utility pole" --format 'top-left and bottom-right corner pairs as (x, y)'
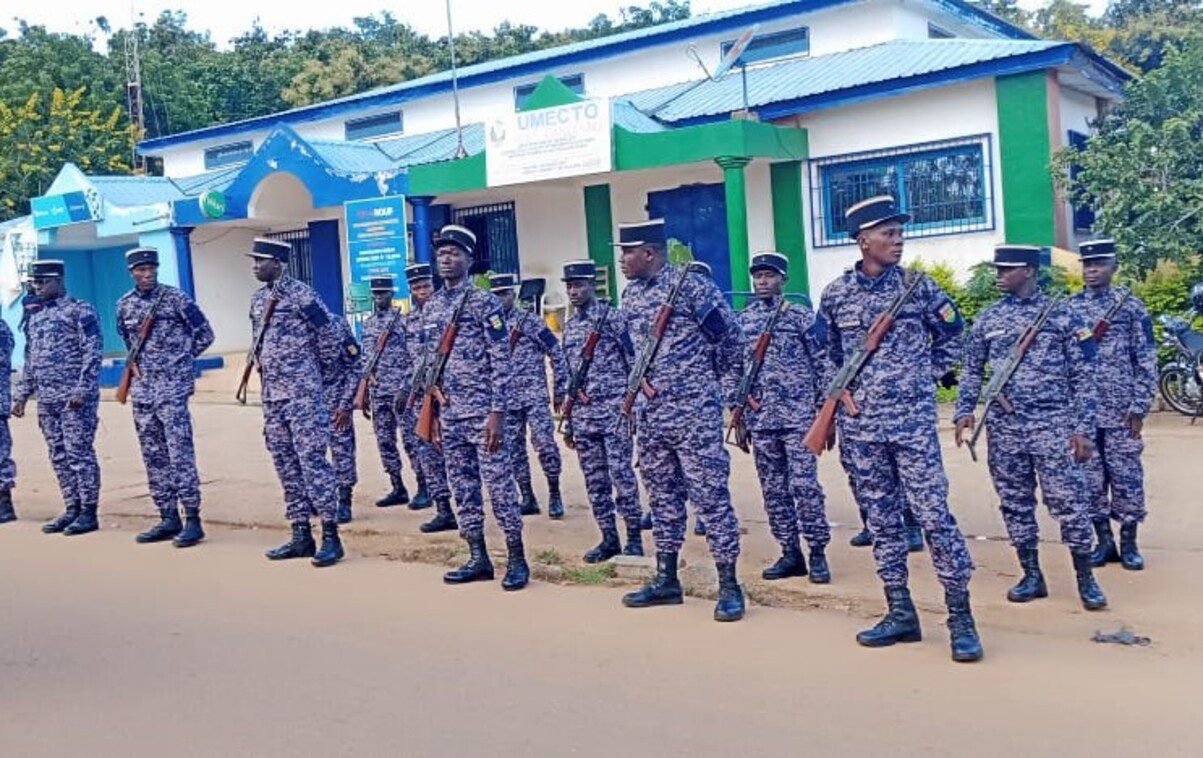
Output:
(446, 0), (467, 159)
(124, 4), (146, 173)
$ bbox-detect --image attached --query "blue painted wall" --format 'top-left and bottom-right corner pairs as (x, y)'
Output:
(647, 183), (732, 293)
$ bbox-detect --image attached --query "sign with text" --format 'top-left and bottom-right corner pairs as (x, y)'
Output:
(486, 98), (612, 187)
(344, 195), (410, 297)
(31, 189), (102, 229)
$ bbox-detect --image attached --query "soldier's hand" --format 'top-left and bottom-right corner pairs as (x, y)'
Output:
(1126, 413), (1144, 440)
(954, 415), (976, 447)
(67, 395), (84, 410)
(1069, 434), (1095, 462)
(484, 411), (504, 452)
(553, 395), (565, 414)
(333, 408), (351, 431)
(10, 400), (25, 418)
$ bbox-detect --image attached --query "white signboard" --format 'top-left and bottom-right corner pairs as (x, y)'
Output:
(486, 98), (613, 187)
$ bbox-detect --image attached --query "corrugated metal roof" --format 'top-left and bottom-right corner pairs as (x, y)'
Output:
(171, 166), (241, 196)
(376, 124), (487, 166)
(623, 39), (1064, 122)
(307, 139), (401, 174)
(612, 100), (667, 133)
(88, 176), (187, 206)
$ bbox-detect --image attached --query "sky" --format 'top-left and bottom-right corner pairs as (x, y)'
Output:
(6, 0), (1109, 48)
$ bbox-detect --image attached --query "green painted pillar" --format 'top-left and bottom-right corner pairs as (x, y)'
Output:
(769, 160), (809, 296)
(582, 183), (617, 301)
(716, 156), (752, 293)
(995, 71), (1056, 245)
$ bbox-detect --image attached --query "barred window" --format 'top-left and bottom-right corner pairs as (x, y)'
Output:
(345, 111), (403, 141)
(203, 140), (253, 170)
(809, 135), (994, 247)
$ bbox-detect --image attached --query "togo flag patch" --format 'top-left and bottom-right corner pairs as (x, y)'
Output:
(937, 302), (957, 323)
(1075, 326), (1098, 360)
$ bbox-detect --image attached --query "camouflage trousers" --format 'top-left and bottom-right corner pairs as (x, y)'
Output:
(841, 431), (973, 593)
(37, 397), (101, 507)
(0, 416), (14, 491)
(986, 428), (1093, 552)
(132, 398), (201, 514)
(506, 402), (562, 486)
(262, 396), (338, 524)
(369, 392), (420, 477)
(751, 428), (830, 551)
(838, 440), (918, 531)
(327, 407), (358, 489)
(637, 410), (740, 564)
(443, 414), (523, 541)
(1086, 427), (1147, 525)
(570, 424), (641, 531)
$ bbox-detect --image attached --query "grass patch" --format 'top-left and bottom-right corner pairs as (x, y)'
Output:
(535, 548), (565, 566)
(563, 563), (617, 584)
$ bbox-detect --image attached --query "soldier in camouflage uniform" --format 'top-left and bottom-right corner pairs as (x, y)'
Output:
(325, 313), (362, 524)
(248, 238), (356, 568)
(1070, 239), (1157, 571)
(116, 247), (215, 547)
(735, 252), (833, 584)
(12, 259), (104, 536)
(0, 316), (15, 525)
(616, 220), (746, 622)
(490, 274), (570, 519)
(560, 259), (644, 562)
(955, 244), (1107, 611)
(361, 276), (415, 510)
(819, 197), (981, 662)
(423, 225), (528, 590)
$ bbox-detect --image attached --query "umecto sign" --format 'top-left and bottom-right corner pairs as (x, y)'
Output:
(485, 98), (613, 188)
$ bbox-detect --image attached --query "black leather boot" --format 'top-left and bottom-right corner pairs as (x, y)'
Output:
(856, 587), (922, 647)
(501, 536), (530, 591)
(622, 552), (684, 607)
(945, 589), (984, 663)
(1090, 519), (1119, 567)
(375, 472), (410, 508)
(336, 486), (353, 524)
(622, 521), (644, 557)
(808, 547), (831, 584)
(419, 497), (458, 533)
(714, 562), (745, 622)
(518, 480), (540, 516)
(906, 525), (924, 553)
(640, 511), (653, 530)
(136, 508), (182, 543)
(694, 518), (706, 536)
(1006, 547), (1048, 602)
(1119, 523), (1144, 571)
(0, 488), (16, 524)
(761, 543), (807, 580)
(444, 535), (494, 584)
(173, 508), (205, 548)
(63, 503), (99, 536)
(265, 522), (316, 560)
(547, 477), (564, 520)
(1073, 551), (1108, 610)
(312, 521), (345, 567)
(849, 527), (873, 547)
(583, 523), (621, 563)
(409, 471), (431, 510)
(42, 505), (79, 534)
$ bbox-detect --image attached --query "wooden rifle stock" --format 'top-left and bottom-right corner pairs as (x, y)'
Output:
(236, 283), (281, 404)
(414, 290), (470, 444)
(116, 288), (166, 405)
(802, 397), (839, 455)
(1092, 289), (1131, 341)
(414, 391), (441, 445)
(353, 309), (402, 419)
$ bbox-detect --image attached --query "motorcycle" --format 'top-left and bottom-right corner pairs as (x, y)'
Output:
(1157, 312), (1203, 417)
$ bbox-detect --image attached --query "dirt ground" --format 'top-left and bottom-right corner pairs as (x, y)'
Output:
(2, 373), (1202, 754)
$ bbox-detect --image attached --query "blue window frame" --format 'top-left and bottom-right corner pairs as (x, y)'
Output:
(810, 135), (994, 247)
(345, 111), (403, 141)
(1067, 130), (1096, 232)
(514, 74), (585, 110)
(720, 26), (809, 65)
(203, 140), (253, 170)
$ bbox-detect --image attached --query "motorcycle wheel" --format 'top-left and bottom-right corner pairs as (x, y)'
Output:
(1159, 364), (1203, 416)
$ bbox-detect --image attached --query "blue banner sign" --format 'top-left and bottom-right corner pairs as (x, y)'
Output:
(345, 195), (409, 297)
(31, 190), (100, 229)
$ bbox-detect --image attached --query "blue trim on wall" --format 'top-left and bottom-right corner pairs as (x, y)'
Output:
(171, 227), (196, 298)
(408, 196), (435, 265)
(308, 219), (345, 316)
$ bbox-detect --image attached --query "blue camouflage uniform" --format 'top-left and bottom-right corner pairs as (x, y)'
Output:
(116, 283), (214, 518)
(819, 263), (974, 593)
(252, 276), (349, 524)
(621, 263), (742, 563)
(955, 292), (1099, 552)
(404, 306), (450, 501)
(17, 294), (103, 509)
(361, 306), (411, 479)
(324, 315), (362, 489)
(0, 318), (14, 494)
(502, 304), (570, 488)
(1069, 287), (1157, 525)
(737, 295), (833, 552)
(421, 279), (523, 541)
(562, 298), (642, 532)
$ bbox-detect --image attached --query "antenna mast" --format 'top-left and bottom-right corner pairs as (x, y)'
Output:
(124, 3), (146, 173)
(445, 0), (467, 159)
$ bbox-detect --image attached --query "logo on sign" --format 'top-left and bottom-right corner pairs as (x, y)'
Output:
(199, 190), (226, 219)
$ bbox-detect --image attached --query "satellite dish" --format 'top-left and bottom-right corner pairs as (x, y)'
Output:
(711, 24), (759, 81)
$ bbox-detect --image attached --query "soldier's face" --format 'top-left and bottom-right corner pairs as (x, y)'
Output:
(995, 264), (1033, 294)
(1083, 259), (1117, 289)
(619, 244), (661, 280)
(411, 279), (434, 305)
(32, 276), (62, 298)
(752, 269), (784, 298)
(436, 245), (470, 280)
(131, 263), (158, 292)
(372, 290), (393, 309)
(566, 280), (594, 309)
(858, 222), (904, 267)
(497, 289), (516, 309)
(252, 257), (282, 282)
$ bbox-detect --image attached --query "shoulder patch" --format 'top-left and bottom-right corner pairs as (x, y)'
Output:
(1141, 315), (1154, 345)
(537, 326), (558, 350)
(80, 311), (100, 338)
(343, 337), (361, 359)
(301, 301), (330, 327)
(807, 314), (828, 347)
(486, 309), (507, 341)
(1076, 326), (1098, 361)
(937, 302), (957, 324)
(183, 302), (207, 329)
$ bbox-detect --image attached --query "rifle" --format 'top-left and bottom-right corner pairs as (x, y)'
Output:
(414, 289), (472, 445)
(1092, 289), (1131, 341)
(236, 280), (282, 404)
(353, 306), (405, 419)
(619, 265), (692, 422)
(965, 295), (1062, 462)
(558, 304), (610, 434)
(115, 287), (168, 405)
(803, 269), (925, 455)
(726, 298), (789, 453)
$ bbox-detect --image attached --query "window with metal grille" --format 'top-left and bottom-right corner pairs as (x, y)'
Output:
(203, 140), (253, 170)
(266, 228), (314, 286)
(514, 74), (584, 110)
(810, 135), (994, 247)
(1067, 130), (1096, 232)
(345, 111), (403, 141)
(720, 26), (809, 65)
(452, 202), (519, 275)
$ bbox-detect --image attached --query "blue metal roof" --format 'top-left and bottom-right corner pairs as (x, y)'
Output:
(88, 175), (187, 206)
(306, 139), (401, 174)
(138, 0), (1031, 153)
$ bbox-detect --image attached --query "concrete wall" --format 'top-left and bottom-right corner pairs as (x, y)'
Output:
(190, 226), (263, 354)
